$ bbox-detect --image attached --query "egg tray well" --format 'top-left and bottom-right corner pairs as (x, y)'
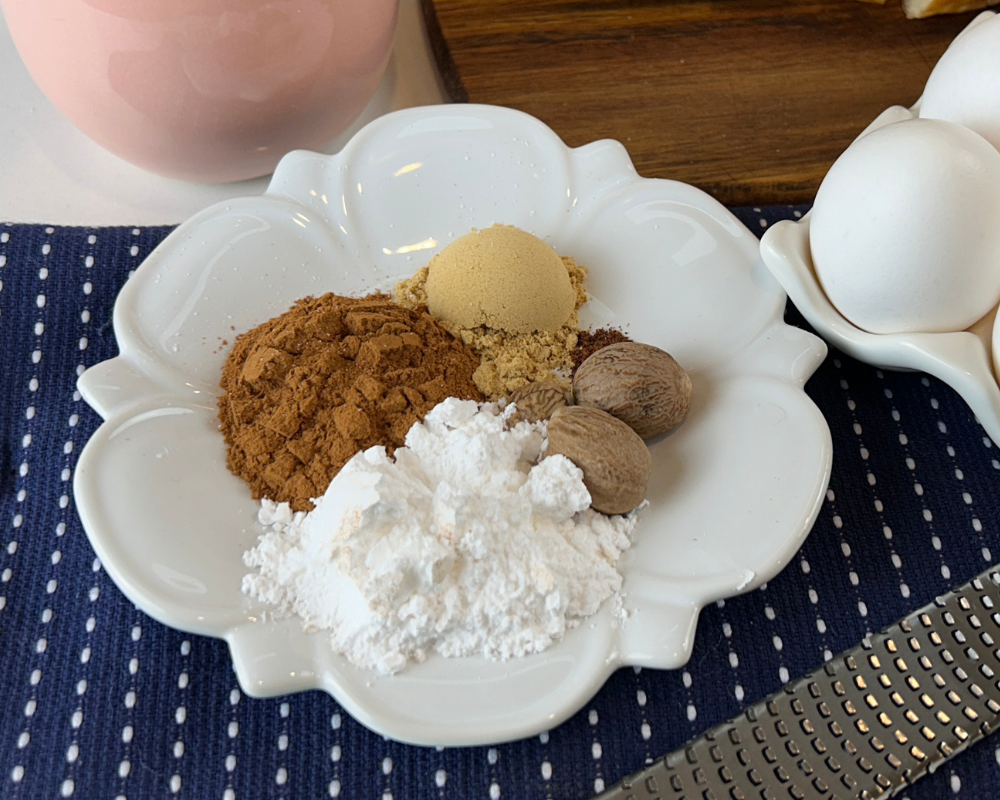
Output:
(760, 181), (1000, 448)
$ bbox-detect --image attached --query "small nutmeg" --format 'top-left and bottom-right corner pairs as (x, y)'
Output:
(573, 342), (692, 439)
(508, 381), (569, 425)
(546, 406), (651, 515)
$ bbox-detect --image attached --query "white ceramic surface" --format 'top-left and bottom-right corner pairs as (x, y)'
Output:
(760, 14), (1000, 450)
(75, 104), (832, 747)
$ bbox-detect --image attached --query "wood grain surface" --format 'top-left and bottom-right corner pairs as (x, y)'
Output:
(421, 0), (984, 204)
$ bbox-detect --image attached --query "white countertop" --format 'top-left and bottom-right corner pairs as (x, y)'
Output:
(0, 0), (447, 227)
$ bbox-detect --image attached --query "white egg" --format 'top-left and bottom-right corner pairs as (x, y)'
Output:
(921, 14), (1000, 151)
(810, 118), (1000, 335)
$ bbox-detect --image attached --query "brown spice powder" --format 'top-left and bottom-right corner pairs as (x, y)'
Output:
(571, 328), (633, 374)
(218, 293), (483, 511)
(395, 256), (588, 399)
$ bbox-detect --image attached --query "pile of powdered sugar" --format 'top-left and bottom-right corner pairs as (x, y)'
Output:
(242, 398), (638, 674)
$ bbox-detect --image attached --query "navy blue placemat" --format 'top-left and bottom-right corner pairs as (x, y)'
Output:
(1, 209), (999, 799)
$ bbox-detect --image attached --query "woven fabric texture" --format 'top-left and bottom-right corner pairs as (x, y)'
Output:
(1, 209), (998, 799)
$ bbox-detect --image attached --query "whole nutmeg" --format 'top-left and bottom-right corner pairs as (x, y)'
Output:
(574, 342), (692, 439)
(508, 381), (569, 425)
(546, 406), (651, 515)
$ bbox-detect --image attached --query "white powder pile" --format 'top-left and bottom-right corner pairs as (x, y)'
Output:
(242, 398), (637, 674)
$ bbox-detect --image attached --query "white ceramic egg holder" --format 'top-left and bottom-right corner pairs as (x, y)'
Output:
(760, 10), (1000, 446)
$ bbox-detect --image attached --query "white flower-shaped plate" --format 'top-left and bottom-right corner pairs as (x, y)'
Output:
(75, 104), (832, 747)
(760, 10), (1000, 449)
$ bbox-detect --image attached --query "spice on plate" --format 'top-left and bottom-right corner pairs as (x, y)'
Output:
(424, 224), (576, 334)
(506, 381), (569, 425)
(243, 399), (638, 674)
(571, 327), (633, 374)
(546, 405), (652, 515)
(395, 228), (588, 399)
(218, 293), (482, 511)
(574, 342), (692, 439)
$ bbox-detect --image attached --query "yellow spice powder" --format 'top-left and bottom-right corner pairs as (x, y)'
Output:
(395, 256), (588, 399)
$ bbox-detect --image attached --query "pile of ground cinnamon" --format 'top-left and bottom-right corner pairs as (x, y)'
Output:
(395, 256), (588, 399)
(219, 293), (482, 511)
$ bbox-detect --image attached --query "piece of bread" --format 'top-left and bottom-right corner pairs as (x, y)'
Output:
(857, 0), (999, 16)
(903, 0), (999, 17)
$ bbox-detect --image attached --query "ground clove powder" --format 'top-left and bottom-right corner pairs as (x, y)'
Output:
(219, 293), (483, 511)
(571, 328), (633, 374)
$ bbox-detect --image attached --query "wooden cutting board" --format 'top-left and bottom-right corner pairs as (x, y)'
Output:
(420, 0), (984, 205)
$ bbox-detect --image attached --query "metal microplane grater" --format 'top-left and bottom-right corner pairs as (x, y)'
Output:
(594, 566), (1000, 800)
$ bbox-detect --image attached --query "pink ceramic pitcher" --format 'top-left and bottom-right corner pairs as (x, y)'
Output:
(2, 0), (399, 182)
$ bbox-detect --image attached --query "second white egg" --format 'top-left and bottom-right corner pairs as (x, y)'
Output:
(921, 14), (1000, 152)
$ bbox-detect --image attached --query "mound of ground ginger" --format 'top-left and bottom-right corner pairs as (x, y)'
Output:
(218, 293), (482, 511)
(395, 256), (588, 399)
